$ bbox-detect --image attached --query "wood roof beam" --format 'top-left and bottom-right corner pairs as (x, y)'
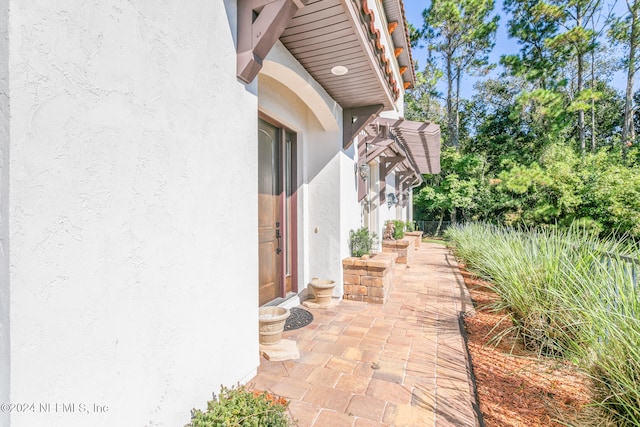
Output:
(365, 140), (393, 163)
(343, 104), (384, 149)
(237, 0), (309, 84)
(380, 155), (404, 175)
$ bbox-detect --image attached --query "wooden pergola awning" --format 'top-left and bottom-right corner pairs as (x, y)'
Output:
(373, 117), (441, 175)
(356, 116), (441, 203)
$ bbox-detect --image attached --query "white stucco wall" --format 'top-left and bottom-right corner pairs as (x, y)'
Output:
(340, 143), (361, 264)
(7, 1), (259, 426)
(0, 1), (10, 426)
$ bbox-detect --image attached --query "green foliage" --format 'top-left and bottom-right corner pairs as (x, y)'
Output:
(415, 139), (640, 239)
(414, 147), (485, 222)
(445, 223), (640, 424)
(187, 385), (290, 427)
(349, 227), (377, 257)
(502, 0), (564, 90)
(420, 0), (499, 146)
(404, 63), (445, 125)
(392, 220), (405, 239)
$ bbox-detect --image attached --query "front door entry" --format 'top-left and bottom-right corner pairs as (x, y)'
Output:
(258, 119), (297, 306)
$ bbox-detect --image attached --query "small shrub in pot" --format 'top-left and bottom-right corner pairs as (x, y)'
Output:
(349, 227), (377, 257)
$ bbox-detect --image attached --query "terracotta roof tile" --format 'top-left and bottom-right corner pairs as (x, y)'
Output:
(361, 1), (400, 100)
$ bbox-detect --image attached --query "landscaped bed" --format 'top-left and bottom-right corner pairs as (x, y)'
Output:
(461, 266), (601, 427)
(447, 223), (640, 426)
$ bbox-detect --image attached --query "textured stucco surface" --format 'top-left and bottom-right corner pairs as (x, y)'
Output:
(0, 1), (10, 426)
(8, 1), (259, 426)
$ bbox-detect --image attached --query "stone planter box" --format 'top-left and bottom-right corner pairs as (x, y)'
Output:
(381, 237), (415, 264)
(342, 253), (395, 304)
(404, 231), (424, 249)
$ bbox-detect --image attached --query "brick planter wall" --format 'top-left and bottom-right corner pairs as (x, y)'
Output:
(342, 253), (395, 304)
(381, 237), (415, 264)
(404, 231), (423, 249)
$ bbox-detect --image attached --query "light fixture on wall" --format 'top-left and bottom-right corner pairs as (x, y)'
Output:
(357, 163), (370, 181)
(387, 193), (398, 208)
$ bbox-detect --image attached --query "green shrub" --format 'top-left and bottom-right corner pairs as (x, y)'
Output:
(187, 385), (291, 427)
(392, 220), (405, 239)
(349, 227), (377, 257)
(406, 221), (416, 232)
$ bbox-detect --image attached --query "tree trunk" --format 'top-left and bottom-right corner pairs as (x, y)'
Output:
(446, 46), (456, 148)
(577, 8), (586, 153)
(591, 48), (596, 151)
(454, 66), (461, 149)
(578, 54), (586, 152)
(435, 210), (444, 236)
(623, 0), (640, 147)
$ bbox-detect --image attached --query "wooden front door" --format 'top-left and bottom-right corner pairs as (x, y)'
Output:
(258, 119), (297, 306)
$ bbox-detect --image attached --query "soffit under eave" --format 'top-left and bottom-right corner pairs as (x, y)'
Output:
(235, 0), (408, 106)
(279, 0), (401, 110)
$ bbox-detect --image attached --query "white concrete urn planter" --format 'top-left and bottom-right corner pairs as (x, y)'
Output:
(309, 278), (336, 307)
(258, 307), (290, 346)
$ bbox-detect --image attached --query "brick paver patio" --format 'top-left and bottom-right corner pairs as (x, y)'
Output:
(251, 243), (479, 427)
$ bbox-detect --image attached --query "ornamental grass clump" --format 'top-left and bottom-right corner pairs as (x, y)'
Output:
(446, 223), (618, 355)
(556, 252), (640, 424)
(446, 222), (640, 425)
(187, 385), (291, 427)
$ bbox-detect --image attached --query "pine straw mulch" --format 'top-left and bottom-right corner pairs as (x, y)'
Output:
(460, 266), (610, 427)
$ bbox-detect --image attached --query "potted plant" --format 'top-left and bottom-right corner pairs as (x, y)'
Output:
(392, 220), (405, 240)
(258, 306), (290, 345)
(343, 227), (394, 304)
(382, 220), (415, 264)
(349, 227), (378, 258)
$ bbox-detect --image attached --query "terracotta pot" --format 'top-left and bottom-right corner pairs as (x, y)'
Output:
(258, 307), (290, 345)
(309, 278), (336, 307)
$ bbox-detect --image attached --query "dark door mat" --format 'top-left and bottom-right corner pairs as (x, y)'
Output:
(284, 307), (314, 331)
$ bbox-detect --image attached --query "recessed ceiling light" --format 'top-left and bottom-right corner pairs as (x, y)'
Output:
(331, 65), (349, 76)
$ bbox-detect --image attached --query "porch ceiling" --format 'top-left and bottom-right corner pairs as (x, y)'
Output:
(280, 0), (400, 110)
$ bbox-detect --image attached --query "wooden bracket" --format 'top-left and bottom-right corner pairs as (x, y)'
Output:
(237, 0), (308, 84)
(343, 104), (384, 149)
(396, 171), (414, 190)
(380, 156), (404, 175)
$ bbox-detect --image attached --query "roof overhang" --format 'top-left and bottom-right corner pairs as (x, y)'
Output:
(381, 0), (416, 88)
(237, 0), (415, 110)
(279, 0), (399, 110)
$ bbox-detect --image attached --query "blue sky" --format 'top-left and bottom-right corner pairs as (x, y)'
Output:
(402, 1), (627, 98)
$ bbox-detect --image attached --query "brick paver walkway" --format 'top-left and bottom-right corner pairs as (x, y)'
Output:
(250, 243), (479, 427)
